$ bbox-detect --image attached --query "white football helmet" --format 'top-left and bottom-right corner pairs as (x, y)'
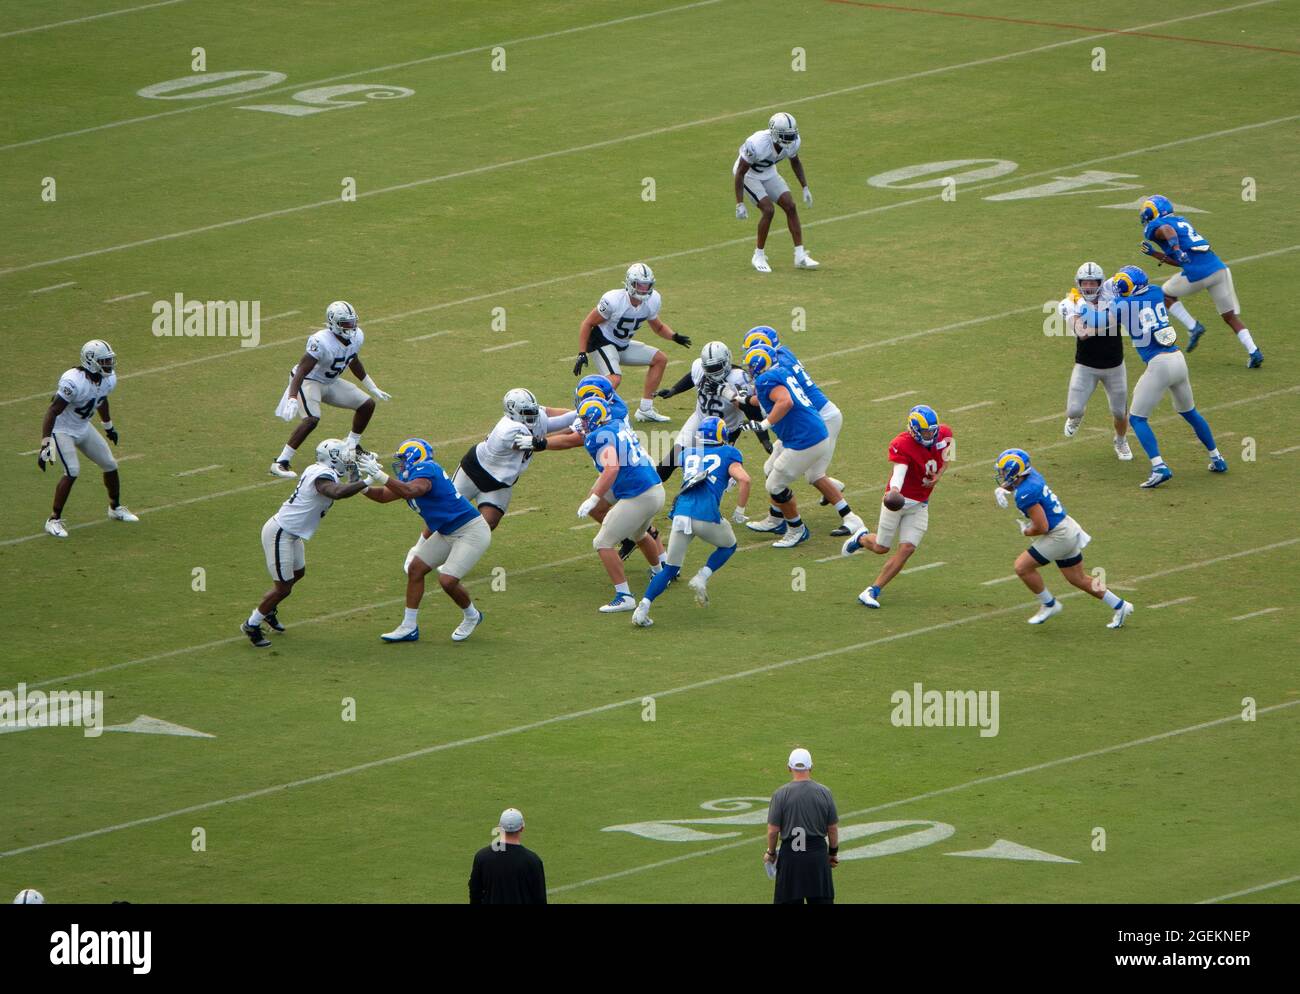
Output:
(503, 387), (541, 427)
(325, 300), (359, 340)
(80, 339), (115, 376)
(13, 889), (44, 904)
(700, 341), (731, 380)
(315, 437), (350, 475)
(625, 263), (655, 303)
(1075, 262), (1105, 302)
(768, 112), (798, 146)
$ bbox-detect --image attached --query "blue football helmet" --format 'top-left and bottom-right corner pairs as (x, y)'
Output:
(576, 397), (610, 433)
(698, 416), (727, 446)
(994, 448), (1031, 488)
(575, 374), (614, 405)
(392, 437), (433, 481)
(742, 325), (779, 352)
(907, 405), (940, 447)
(1139, 195), (1174, 224)
(1112, 265), (1149, 298)
(743, 344), (775, 376)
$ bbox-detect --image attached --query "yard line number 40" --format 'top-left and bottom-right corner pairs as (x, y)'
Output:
(137, 70), (413, 117)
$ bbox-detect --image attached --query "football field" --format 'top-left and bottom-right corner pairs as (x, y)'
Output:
(2, 0), (1298, 904)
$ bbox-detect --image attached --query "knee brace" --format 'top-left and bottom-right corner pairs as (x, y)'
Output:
(768, 486), (794, 505)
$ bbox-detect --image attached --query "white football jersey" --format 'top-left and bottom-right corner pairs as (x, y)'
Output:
(273, 462), (339, 540)
(53, 368), (117, 433)
(473, 415), (545, 487)
(298, 328), (364, 384)
(594, 289), (662, 346)
(690, 359), (749, 429)
(734, 130), (801, 176)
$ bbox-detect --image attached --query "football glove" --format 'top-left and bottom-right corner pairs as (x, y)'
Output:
(735, 203), (748, 220)
(37, 436), (53, 472)
(994, 488), (1009, 509)
(1140, 240), (1159, 258)
(578, 493), (600, 518)
(672, 333), (692, 348)
(369, 386), (392, 401)
(572, 352), (589, 377)
(283, 396), (300, 420)
(104, 422), (119, 446)
(731, 506), (748, 525)
(358, 453), (388, 487)
(655, 388), (673, 399)
(802, 186), (813, 206)
(1016, 518), (1031, 535)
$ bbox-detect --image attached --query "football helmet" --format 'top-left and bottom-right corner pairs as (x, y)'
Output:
(768, 112), (798, 146)
(576, 397), (611, 434)
(625, 263), (655, 303)
(575, 374), (614, 405)
(12, 889), (44, 905)
(1074, 261), (1105, 302)
(698, 416), (727, 446)
(503, 387), (541, 427)
(742, 325), (779, 351)
(743, 344), (775, 376)
(80, 339), (115, 376)
(995, 448), (1032, 488)
(315, 437), (351, 475)
(700, 341), (731, 380)
(326, 300), (359, 340)
(1138, 195), (1174, 224)
(1112, 265), (1149, 298)
(907, 405), (940, 447)
(392, 437), (434, 481)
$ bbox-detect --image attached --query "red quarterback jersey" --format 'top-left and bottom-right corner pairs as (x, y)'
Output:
(888, 425), (953, 502)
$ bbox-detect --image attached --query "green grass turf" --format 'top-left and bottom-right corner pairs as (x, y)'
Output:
(1, 0), (1296, 903)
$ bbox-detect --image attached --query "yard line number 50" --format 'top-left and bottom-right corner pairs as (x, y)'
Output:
(137, 70), (413, 117)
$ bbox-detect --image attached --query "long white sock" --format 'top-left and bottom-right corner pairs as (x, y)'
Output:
(277, 445), (296, 464)
(615, 581), (631, 596)
(463, 602), (479, 620)
(794, 245), (807, 261)
(1237, 328), (1257, 352)
(698, 566), (713, 580)
(639, 397), (653, 411)
(403, 607), (419, 627)
(248, 609), (264, 626)
(346, 431), (362, 446)
(1168, 300), (1197, 330)
(1037, 589), (1055, 606)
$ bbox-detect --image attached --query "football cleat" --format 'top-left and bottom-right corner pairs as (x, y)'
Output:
(829, 525), (851, 537)
(107, 505), (139, 522)
(857, 586), (881, 609)
(1027, 600), (1064, 625)
(451, 609), (483, 642)
(241, 622), (271, 648)
(1114, 437), (1133, 461)
(842, 529), (868, 557)
(634, 407), (671, 423)
(1106, 601), (1135, 629)
(632, 600), (653, 627)
(269, 460), (297, 479)
(751, 250), (772, 274)
(599, 593), (637, 614)
(44, 517), (69, 539)
(262, 611), (285, 633)
(688, 572), (710, 607)
(1186, 322), (1206, 352)
(1247, 348), (1264, 369)
(794, 253), (820, 269)
(772, 524), (810, 548)
(380, 623), (420, 643)
(1140, 465), (1173, 489)
(1209, 455), (1229, 473)
(1064, 417), (1081, 437)
(746, 515), (787, 534)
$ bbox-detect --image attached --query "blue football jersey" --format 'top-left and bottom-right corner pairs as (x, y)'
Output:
(1144, 214), (1225, 282)
(406, 459), (481, 534)
(1081, 285), (1177, 365)
(584, 422), (660, 500)
(672, 444), (743, 523)
(1014, 469), (1067, 532)
(775, 345), (829, 411)
(755, 365), (828, 450)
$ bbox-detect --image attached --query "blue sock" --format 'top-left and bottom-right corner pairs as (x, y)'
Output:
(1129, 414), (1160, 460)
(643, 564), (679, 603)
(705, 544), (737, 573)
(1179, 407), (1217, 451)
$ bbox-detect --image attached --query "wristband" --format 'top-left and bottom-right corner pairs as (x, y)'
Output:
(759, 419), (771, 431)
(766, 849), (776, 857)
(361, 374), (379, 391)
(102, 421), (113, 430)
(828, 846), (839, 856)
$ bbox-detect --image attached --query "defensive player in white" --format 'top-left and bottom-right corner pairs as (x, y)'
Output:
(242, 439), (369, 647)
(451, 388), (576, 530)
(1058, 262), (1133, 460)
(37, 340), (138, 538)
(733, 113), (818, 273)
(573, 264), (691, 423)
(271, 301), (391, 478)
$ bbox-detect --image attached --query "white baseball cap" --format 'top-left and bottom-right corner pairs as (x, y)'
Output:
(498, 807), (525, 832)
(788, 748), (813, 771)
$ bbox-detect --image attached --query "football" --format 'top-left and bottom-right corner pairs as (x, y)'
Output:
(882, 490), (906, 512)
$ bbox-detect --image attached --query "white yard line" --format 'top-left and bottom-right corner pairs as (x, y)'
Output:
(0, 1), (725, 151)
(262, 309), (301, 322)
(873, 390), (917, 403)
(175, 464), (222, 477)
(0, 0), (187, 39)
(29, 281), (75, 294)
(1229, 607), (1281, 621)
(102, 290), (151, 303)
(4, 538), (1295, 859)
(551, 699), (1300, 895)
(405, 330), (454, 342)
(1270, 444), (1300, 455)
(1148, 596), (1197, 610)
(570, 522), (597, 530)
(504, 506), (541, 517)
(950, 400), (995, 413)
(1198, 874), (1300, 904)
(902, 561), (946, 575)
(482, 340), (528, 353)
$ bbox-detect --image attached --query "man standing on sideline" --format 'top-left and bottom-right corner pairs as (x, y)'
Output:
(468, 808), (547, 905)
(764, 748), (839, 905)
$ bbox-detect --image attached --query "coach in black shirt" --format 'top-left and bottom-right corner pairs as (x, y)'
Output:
(765, 748), (839, 904)
(468, 807), (546, 905)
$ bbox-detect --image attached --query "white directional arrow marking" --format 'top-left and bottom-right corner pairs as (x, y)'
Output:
(945, 839), (1077, 863)
(103, 715), (214, 738)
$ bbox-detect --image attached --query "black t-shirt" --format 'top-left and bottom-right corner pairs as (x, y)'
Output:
(468, 843), (547, 904)
(1073, 308), (1126, 369)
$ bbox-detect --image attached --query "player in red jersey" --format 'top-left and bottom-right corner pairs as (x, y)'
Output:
(841, 405), (952, 608)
